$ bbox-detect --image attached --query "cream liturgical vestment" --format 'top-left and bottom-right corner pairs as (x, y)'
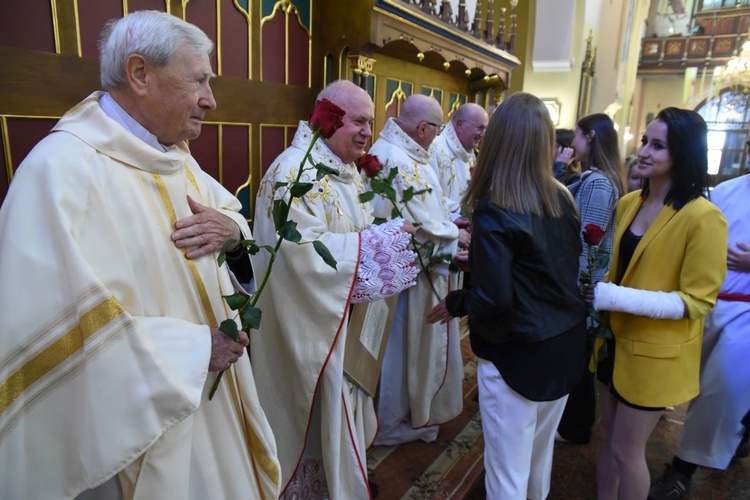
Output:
(428, 121), (475, 214)
(369, 118), (463, 444)
(0, 93), (280, 500)
(252, 121), (377, 499)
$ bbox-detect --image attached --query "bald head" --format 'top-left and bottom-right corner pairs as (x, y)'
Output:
(317, 80), (370, 113)
(452, 103), (488, 151)
(318, 80), (374, 164)
(396, 94), (444, 151)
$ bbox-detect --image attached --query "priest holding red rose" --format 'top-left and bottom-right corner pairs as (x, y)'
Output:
(251, 80), (418, 499)
(367, 94), (464, 446)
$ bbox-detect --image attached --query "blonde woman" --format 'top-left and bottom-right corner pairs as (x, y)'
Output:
(427, 92), (587, 500)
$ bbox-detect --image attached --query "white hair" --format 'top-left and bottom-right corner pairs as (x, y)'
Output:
(98, 10), (214, 89)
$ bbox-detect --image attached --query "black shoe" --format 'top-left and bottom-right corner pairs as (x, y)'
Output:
(648, 465), (692, 500)
(735, 440), (750, 460)
(368, 479), (379, 498)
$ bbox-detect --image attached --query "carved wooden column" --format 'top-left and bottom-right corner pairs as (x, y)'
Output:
(440, 0), (452, 22)
(509, 0), (518, 53)
(485, 2), (494, 44)
(348, 55), (376, 90)
(458, 1), (467, 30)
(497, 7), (506, 48)
(472, 0), (483, 38)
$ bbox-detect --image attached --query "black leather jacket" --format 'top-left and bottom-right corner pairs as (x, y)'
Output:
(446, 195), (586, 344)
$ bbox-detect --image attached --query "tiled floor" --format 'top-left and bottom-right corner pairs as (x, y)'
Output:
(470, 404), (750, 499)
(370, 325), (749, 499)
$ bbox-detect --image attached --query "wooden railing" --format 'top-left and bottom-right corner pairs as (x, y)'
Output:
(396, 0), (519, 53)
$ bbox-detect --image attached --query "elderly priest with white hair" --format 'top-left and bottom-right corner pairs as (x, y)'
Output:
(0, 11), (280, 500)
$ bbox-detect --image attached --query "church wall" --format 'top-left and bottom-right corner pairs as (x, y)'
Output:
(0, 0), (319, 213)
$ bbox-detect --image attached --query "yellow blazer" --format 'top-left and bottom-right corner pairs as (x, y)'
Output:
(606, 191), (727, 407)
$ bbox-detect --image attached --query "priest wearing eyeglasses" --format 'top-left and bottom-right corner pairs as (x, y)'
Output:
(367, 94), (464, 445)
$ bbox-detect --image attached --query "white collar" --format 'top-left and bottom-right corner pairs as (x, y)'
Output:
(99, 92), (169, 152)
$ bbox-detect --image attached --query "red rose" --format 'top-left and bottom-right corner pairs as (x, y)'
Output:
(582, 223), (605, 246)
(357, 153), (383, 178)
(309, 98), (345, 139)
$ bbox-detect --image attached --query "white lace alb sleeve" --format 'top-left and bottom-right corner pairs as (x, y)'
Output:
(351, 218), (419, 303)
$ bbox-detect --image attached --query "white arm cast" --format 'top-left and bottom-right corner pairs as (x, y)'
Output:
(351, 218), (419, 303)
(594, 281), (685, 320)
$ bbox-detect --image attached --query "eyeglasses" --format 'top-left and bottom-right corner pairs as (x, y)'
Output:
(424, 121), (446, 133)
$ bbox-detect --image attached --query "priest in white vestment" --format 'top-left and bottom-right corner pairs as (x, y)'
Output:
(251, 80), (418, 499)
(428, 103), (488, 214)
(368, 95), (464, 445)
(0, 12), (279, 500)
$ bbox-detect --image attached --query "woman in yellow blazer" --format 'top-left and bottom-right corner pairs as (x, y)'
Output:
(591, 108), (727, 500)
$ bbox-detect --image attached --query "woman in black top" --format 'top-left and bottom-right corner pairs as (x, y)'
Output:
(427, 92), (587, 500)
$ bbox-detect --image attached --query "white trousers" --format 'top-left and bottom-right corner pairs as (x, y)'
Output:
(478, 359), (567, 500)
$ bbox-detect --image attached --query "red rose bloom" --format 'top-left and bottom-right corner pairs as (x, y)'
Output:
(309, 98), (345, 139)
(357, 153), (383, 178)
(582, 223), (606, 245)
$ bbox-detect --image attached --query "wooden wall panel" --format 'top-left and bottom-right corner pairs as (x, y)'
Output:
(186, 0), (217, 62)
(222, 125), (250, 194)
(0, 0), (318, 208)
(6, 118), (57, 174)
(0, 127), (8, 203)
(190, 124), (220, 181)
(288, 15), (310, 87)
(0, 2), (55, 53)
(221, 3), (250, 79)
(127, 0), (167, 13)
(261, 126), (286, 175)
(262, 13), (286, 83)
(78, 0), (123, 59)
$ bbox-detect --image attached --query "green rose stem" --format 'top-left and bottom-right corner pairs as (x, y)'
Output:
(581, 239), (613, 421)
(209, 129), (338, 400)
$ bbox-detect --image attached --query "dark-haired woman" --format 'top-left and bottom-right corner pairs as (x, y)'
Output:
(557, 114), (626, 445)
(591, 108), (728, 500)
(427, 93), (586, 500)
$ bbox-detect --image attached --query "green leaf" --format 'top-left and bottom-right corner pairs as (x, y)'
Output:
(369, 178), (386, 194)
(359, 191), (375, 203)
(272, 199), (289, 231)
(383, 185), (397, 201)
(597, 254), (610, 269)
(290, 182), (314, 198)
(219, 319), (240, 342)
(373, 217), (388, 225)
(217, 251), (228, 267)
(273, 181), (288, 190)
(387, 167), (399, 182)
(315, 163), (340, 180)
(391, 207), (401, 219)
(402, 186), (415, 203)
(242, 240), (261, 255)
(279, 220), (302, 242)
(313, 240), (338, 270)
(241, 305), (262, 331)
(224, 292), (250, 311)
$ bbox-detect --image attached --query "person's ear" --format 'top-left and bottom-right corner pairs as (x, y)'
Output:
(125, 54), (149, 97)
(586, 130), (596, 143)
